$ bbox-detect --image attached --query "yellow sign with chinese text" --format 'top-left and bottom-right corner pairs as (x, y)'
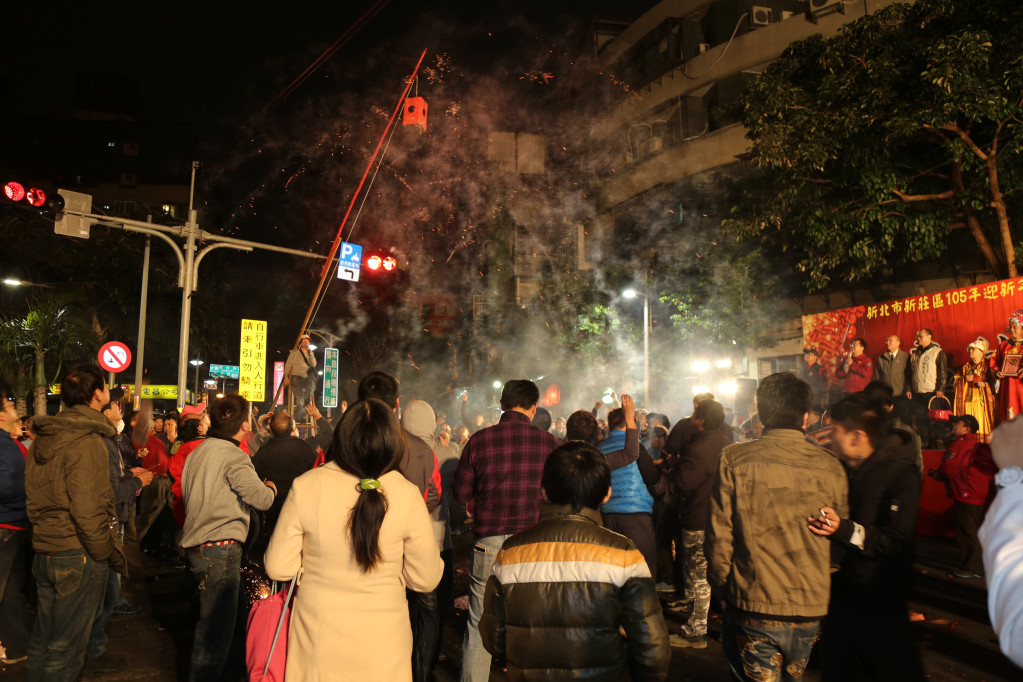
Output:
(239, 319), (268, 402)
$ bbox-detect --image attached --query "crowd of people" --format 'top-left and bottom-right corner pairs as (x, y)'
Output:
(2, 330), (1023, 680)
(799, 313), (1023, 445)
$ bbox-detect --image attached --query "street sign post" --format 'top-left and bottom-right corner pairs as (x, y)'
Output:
(209, 364), (240, 379)
(322, 348), (340, 408)
(336, 242), (363, 282)
(98, 341), (132, 373)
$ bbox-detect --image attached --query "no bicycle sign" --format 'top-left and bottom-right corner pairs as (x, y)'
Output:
(98, 341), (132, 373)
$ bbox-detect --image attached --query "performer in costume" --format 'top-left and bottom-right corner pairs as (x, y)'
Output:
(992, 310), (1023, 423)
(953, 337), (995, 441)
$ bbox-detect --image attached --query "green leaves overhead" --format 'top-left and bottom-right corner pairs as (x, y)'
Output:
(729, 0), (1023, 291)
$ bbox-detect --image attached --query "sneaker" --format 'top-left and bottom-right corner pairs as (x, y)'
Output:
(113, 601), (140, 615)
(951, 570), (982, 579)
(669, 634), (707, 649)
(665, 599), (691, 614)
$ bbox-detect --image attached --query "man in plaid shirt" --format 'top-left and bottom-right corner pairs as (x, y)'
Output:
(453, 380), (558, 682)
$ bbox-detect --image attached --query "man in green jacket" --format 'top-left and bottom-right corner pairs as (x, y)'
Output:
(25, 364), (127, 682)
(707, 372), (848, 682)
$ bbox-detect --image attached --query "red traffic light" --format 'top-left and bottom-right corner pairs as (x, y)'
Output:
(3, 179), (61, 211)
(364, 254), (397, 272)
(4, 182), (25, 202)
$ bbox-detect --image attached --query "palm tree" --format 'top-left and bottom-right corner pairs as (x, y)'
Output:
(0, 296), (98, 416)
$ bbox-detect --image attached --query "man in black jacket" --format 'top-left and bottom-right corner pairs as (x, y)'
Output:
(809, 394), (925, 681)
(252, 411), (319, 534)
(481, 441), (670, 682)
(672, 399), (733, 648)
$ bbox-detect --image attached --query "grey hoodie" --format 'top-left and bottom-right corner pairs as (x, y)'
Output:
(403, 400), (459, 550)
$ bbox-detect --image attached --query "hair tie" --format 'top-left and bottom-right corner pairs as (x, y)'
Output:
(358, 478), (381, 492)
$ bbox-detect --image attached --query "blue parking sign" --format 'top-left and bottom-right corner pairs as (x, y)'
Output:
(337, 242), (363, 282)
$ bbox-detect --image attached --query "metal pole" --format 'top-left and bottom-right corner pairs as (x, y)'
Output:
(176, 209), (197, 408)
(134, 231), (151, 409)
(643, 292), (650, 408)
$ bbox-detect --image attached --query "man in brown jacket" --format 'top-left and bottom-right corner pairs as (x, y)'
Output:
(707, 372), (848, 681)
(25, 364), (127, 681)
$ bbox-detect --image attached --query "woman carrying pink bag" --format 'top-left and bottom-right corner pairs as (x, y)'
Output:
(264, 399), (443, 681)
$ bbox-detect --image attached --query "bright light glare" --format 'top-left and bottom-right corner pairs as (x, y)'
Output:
(602, 394), (615, 405)
(692, 385), (711, 396)
(4, 182), (25, 202)
(189, 359), (204, 366)
(366, 255), (382, 270)
(3, 279), (21, 286)
(692, 360), (710, 373)
(716, 358), (732, 369)
(622, 288), (638, 299)
(718, 380), (738, 396)
(308, 344), (318, 351)
(492, 380), (502, 389)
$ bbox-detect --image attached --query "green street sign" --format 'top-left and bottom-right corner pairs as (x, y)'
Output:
(322, 348), (339, 409)
(209, 364), (240, 379)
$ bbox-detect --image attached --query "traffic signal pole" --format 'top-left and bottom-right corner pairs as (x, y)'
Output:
(58, 193), (326, 408)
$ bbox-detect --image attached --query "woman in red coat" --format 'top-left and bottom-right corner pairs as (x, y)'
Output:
(992, 310), (1023, 423)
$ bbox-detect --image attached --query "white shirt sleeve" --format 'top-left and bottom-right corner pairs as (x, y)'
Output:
(849, 521), (866, 550)
(979, 484), (1023, 669)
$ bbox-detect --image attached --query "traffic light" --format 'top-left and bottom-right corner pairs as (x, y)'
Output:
(2, 179), (65, 215)
(364, 252), (398, 273)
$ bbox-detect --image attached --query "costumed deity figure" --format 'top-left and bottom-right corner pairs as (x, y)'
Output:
(953, 337), (996, 441)
(991, 310), (1023, 423)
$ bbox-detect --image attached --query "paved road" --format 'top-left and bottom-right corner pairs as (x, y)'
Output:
(1, 534), (1017, 681)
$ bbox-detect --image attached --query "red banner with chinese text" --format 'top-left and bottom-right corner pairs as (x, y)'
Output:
(802, 277), (1023, 383)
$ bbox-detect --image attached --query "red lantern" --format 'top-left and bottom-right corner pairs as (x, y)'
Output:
(542, 384), (561, 407)
(403, 96), (428, 132)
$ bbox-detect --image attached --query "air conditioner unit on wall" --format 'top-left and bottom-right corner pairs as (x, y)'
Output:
(750, 5), (773, 27)
(807, 0), (845, 22)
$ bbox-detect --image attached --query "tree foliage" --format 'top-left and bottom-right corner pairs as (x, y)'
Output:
(727, 0), (1023, 291)
(0, 295), (98, 415)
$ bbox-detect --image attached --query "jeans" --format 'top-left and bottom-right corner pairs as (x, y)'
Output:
(460, 534), (510, 682)
(86, 567), (121, 657)
(412, 549), (453, 682)
(187, 543), (242, 682)
(721, 609), (820, 682)
(26, 550), (108, 682)
(0, 529), (31, 659)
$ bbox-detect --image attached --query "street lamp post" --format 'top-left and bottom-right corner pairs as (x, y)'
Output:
(189, 359), (204, 401)
(623, 277), (651, 407)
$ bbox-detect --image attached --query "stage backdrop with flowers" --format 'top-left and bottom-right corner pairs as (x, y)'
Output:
(802, 277), (1023, 385)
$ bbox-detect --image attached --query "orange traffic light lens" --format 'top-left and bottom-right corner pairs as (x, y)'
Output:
(382, 256), (397, 271)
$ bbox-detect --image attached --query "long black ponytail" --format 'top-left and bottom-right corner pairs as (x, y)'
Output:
(328, 399), (403, 572)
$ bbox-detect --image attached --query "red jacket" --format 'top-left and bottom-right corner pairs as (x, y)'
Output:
(939, 433), (996, 505)
(837, 353), (873, 394)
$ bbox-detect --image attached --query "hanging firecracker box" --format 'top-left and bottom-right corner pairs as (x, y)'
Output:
(403, 97), (428, 131)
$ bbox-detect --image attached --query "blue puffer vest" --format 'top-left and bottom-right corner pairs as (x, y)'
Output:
(598, 430), (654, 515)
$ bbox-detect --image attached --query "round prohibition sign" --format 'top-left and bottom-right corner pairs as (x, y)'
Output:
(98, 341), (133, 373)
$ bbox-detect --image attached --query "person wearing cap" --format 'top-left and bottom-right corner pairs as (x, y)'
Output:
(799, 348), (829, 410)
(936, 414), (996, 579)
(953, 337), (996, 441)
(992, 310), (1023, 424)
(284, 334), (317, 421)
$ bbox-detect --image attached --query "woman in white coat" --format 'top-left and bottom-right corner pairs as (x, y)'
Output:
(265, 398), (443, 681)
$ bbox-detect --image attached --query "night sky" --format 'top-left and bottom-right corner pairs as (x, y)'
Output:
(3, 0), (659, 409)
